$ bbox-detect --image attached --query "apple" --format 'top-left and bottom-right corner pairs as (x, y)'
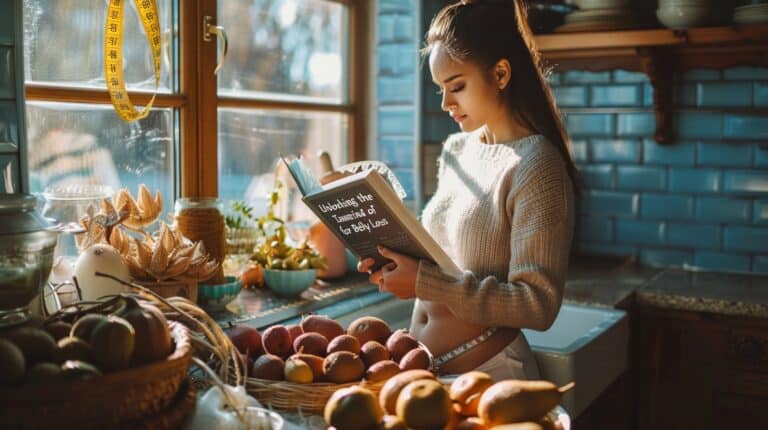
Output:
(226, 324), (262, 359)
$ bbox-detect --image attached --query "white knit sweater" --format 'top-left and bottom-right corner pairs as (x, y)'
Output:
(416, 131), (575, 331)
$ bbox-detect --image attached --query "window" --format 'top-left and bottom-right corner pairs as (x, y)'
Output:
(22, 0), (367, 222)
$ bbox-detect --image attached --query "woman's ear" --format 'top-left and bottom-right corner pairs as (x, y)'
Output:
(494, 59), (512, 90)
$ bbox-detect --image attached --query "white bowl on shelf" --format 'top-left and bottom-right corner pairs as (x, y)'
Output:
(657, 5), (712, 28)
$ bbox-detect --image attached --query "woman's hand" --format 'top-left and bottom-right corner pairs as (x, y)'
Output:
(357, 246), (418, 299)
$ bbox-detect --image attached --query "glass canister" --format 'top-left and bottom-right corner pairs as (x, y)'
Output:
(0, 194), (58, 326)
(174, 197), (226, 284)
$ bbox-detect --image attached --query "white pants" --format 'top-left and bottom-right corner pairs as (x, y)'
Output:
(471, 331), (540, 381)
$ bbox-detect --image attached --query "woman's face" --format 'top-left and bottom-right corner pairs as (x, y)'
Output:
(429, 43), (503, 133)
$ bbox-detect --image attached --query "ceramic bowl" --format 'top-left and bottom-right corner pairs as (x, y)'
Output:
(657, 5), (712, 28)
(198, 276), (241, 310)
(263, 268), (316, 297)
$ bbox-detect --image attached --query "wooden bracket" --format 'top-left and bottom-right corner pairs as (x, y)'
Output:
(637, 47), (676, 145)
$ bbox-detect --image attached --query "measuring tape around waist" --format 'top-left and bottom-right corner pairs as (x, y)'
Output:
(104, 0), (162, 122)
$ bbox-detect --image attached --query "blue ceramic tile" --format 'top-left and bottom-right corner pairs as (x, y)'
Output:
(394, 15), (415, 42)
(755, 145), (768, 167)
(617, 113), (655, 136)
(725, 226), (768, 253)
(667, 222), (721, 249)
(697, 82), (753, 107)
(613, 70), (648, 83)
(694, 252), (751, 273)
(577, 216), (614, 241)
(379, 0), (412, 13)
(675, 112), (723, 139)
(571, 139), (588, 163)
(724, 114), (768, 140)
(681, 69), (722, 81)
(590, 138), (640, 163)
(724, 170), (768, 194)
(565, 113), (615, 136)
(0, 1), (13, 45)
(616, 219), (665, 245)
(696, 142), (753, 167)
(580, 164), (614, 189)
(591, 85), (642, 107)
(723, 67), (768, 80)
(753, 255), (768, 274)
(553, 86), (588, 107)
(696, 196), (752, 223)
(669, 168), (721, 193)
(562, 71), (611, 84)
(0, 47), (13, 99)
(380, 138), (414, 169)
(577, 242), (636, 257)
(0, 101), (17, 148)
(378, 107), (414, 136)
(641, 194), (694, 220)
(0, 155), (17, 193)
(755, 200), (768, 224)
(643, 139), (695, 166)
(583, 190), (639, 217)
(378, 15), (396, 43)
(396, 45), (417, 75)
(378, 76), (415, 105)
(643, 84), (653, 107)
(675, 83), (696, 106)
(755, 83), (768, 108)
(377, 44), (398, 75)
(616, 166), (667, 191)
(639, 249), (692, 268)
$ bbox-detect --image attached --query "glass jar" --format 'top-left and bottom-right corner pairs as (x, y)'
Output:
(174, 197), (226, 284)
(0, 194), (58, 326)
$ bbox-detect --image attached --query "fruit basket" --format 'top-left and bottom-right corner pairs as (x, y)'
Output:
(245, 377), (386, 415)
(0, 321), (192, 429)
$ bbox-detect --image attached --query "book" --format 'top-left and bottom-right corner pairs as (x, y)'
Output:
(283, 157), (462, 278)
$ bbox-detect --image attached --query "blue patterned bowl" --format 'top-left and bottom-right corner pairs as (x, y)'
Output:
(198, 276), (241, 310)
(263, 269), (316, 297)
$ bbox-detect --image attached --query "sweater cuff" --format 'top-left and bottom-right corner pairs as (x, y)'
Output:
(415, 260), (459, 301)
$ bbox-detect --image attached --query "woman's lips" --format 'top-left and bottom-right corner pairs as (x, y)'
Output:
(452, 114), (467, 124)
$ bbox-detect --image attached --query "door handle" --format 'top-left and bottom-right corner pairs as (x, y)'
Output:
(203, 15), (228, 75)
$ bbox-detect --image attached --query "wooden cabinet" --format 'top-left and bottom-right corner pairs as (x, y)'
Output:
(632, 307), (768, 429)
(533, 25), (768, 143)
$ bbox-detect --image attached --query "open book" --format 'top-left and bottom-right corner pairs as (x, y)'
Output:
(283, 157), (462, 278)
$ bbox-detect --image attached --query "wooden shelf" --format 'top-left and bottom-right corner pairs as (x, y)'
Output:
(534, 25), (768, 143)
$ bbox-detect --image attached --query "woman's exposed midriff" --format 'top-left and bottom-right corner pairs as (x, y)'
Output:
(409, 298), (519, 374)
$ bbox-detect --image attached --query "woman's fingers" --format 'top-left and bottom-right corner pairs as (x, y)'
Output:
(357, 257), (376, 273)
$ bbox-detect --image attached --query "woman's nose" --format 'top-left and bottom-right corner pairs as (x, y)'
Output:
(441, 92), (454, 112)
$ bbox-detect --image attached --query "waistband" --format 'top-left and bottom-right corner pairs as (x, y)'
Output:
(428, 327), (498, 373)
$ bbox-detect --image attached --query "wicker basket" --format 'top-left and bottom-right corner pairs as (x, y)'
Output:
(246, 377), (386, 415)
(0, 321), (192, 429)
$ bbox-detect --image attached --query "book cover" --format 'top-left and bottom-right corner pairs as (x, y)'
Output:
(283, 157), (462, 278)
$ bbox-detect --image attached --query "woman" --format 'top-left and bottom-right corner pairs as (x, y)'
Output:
(359, 0), (579, 381)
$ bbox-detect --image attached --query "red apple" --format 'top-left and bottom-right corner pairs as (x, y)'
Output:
(227, 324), (263, 359)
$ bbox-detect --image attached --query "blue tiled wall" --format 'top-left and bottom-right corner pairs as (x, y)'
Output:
(0, 0), (26, 192)
(551, 68), (768, 274)
(376, 0), (419, 208)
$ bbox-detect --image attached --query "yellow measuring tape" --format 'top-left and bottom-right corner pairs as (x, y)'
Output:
(104, 0), (162, 122)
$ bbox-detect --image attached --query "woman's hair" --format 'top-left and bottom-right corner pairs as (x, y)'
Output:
(423, 0), (580, 194)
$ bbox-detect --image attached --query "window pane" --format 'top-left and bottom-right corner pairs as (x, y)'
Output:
(217, 0), (345, 103)
(25, 102), (175, 217)
(218, 108), (347, 221)
(23, 0), (174, 92)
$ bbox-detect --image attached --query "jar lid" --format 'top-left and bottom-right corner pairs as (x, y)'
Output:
(0, 193), (52, 234)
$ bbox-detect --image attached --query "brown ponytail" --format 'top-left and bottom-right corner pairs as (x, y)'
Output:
(423, 0), (581, 195)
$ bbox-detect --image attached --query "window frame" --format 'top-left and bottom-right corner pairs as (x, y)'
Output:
(23, 0), (369, 199)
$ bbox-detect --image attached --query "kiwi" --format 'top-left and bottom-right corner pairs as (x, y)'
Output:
(478, 380), (573, 426)
(323, 351), (365, 384)
(398, 347), (430, 371)
(327, 334), (361, 355)
(300, 314), (344, 341)
(25, 362), (62, 385)
(360, 340), (390, 368)
(60, 360), (101, 381)
(293, 332), (329, 357)
(7, 327), (56, 365)
(364, 359), (401, 382)
(89, 315), (135, 372)
(251, 354), (285, 381)
(347, 316), (392, 345)
(0, 338), (25, 386)
(43, 321), (73, 341)
(70, 313), (109, 343)
(385, 329), (420, 362)
(53, 336), (95, 364)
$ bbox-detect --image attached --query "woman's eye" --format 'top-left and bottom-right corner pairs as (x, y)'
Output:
(450, 85), (464, 93)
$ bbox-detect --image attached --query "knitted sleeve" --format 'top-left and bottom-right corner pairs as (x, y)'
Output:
(414, 149), (574, 331)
